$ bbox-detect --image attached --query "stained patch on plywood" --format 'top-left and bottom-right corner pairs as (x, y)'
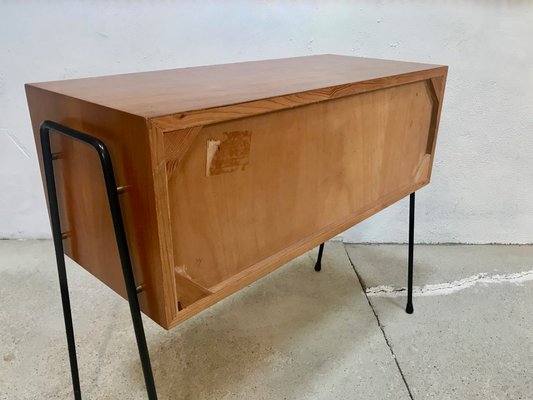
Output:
(206, 131), (251, 176)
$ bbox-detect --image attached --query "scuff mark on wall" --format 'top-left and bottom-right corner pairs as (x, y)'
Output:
(365, 269), (533, 297)
(1, 130), (30, 159)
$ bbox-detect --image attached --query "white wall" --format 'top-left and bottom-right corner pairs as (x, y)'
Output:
(1, 1), (532, 243)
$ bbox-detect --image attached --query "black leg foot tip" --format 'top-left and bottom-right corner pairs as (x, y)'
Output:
(314, 263), (321, 272)
(405, 303), (414, 314)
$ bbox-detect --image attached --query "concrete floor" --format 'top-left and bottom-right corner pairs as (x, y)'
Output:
(1, 241), (532, 399)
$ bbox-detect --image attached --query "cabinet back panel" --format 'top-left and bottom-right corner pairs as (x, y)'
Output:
(166, 81), (434, 292)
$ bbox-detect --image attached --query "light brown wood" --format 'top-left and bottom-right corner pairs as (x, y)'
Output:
(25, 89), (173, 326)
(26, 55), (447, 329)
(28, 54), (445, 119)
(174, 267), (213, 311)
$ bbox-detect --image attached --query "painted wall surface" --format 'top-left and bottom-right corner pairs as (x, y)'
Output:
(1, 2), (532, 243)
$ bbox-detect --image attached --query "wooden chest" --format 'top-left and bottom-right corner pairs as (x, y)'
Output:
(26, 55), (447, 329)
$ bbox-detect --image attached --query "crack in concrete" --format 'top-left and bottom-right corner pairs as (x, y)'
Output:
(366, 269), (533, 298)
(343, 244), (415, 400)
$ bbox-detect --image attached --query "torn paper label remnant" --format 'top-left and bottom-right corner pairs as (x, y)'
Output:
(206, 139), (221, 177)
(206, 131), (251, 176)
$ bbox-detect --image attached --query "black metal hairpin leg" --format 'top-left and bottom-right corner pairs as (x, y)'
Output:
(406, 192), (415, 314)
(40, 121), (157, 400)
(313, 194), (415, 313)
(314, 243), (325, 271)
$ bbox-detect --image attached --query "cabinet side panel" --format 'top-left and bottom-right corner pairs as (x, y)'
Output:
(164, 80), (438, 324)
(25, 86), (169, 328)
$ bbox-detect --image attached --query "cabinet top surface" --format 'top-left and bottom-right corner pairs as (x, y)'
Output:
(27, 54), (446, 119)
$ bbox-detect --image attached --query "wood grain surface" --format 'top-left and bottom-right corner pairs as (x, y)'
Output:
(26, 55), (447, 329)
(28, 55), (445, 118)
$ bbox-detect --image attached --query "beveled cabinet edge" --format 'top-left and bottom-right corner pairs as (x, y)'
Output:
(426, 73), (448, 179)
(146, 120), (181, 324)
(150, 66), (448, 132)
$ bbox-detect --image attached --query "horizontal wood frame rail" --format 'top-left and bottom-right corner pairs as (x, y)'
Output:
(153, 68), (447, 132)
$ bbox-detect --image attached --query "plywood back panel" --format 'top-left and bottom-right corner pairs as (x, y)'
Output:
(166, 81), (434, 293)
